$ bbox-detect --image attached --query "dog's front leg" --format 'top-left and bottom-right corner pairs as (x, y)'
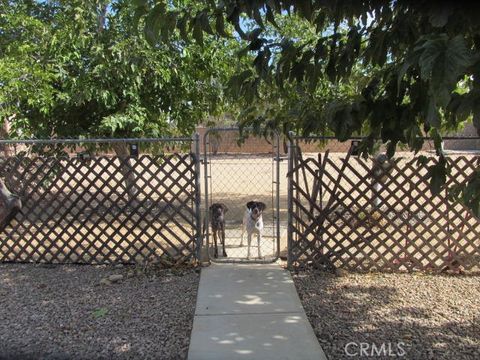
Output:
(247, 233), (252, 259)
(221, 227), (227, 257)
(240, 223), (245, 247)
(213, 230), (218, 258)
(257, 233), (262, 259)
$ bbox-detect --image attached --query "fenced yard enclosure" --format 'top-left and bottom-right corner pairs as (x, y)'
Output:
(1, 132), (479, 273)
(202, 128), (283, 263)
(288, 136), (480, 273)
(0, 138), (200, 265)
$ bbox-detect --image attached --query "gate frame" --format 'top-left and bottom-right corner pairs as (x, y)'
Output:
(203, 127), (281, 264)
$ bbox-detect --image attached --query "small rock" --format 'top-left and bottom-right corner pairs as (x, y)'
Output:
(159, 257), (174, 268)
(108, 274), (124, 283)
(99, 278), (111, 285)
(114, 264), (124, 269)
(127, 270), (135, 278)
(335, 268), (349, 277)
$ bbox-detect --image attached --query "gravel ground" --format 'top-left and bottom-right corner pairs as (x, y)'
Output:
(0, 263), (199, 360)
(293, 270), (480, 360)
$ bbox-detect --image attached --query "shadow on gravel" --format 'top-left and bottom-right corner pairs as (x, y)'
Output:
(0, 263), (199, 360)
(294, 271), (480, 360)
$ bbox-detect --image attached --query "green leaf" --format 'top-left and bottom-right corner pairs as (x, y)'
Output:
(397, 57), (414, 96)
(192, 19), (204, 46)
(418, 34), (473, 107)
(473, 101), (480, 135)
(404, 124), (424, 153)
(133, 7), (149, 31)
(161, 12), (177, 43)
(430, 127), (444, 155)
(428, 5), (453, 28)
(177, 14), (189, 41)
(199, 12), (214, 35)
(426, 98), (440, 128)
(417, 35), (447, 80)
(133, 0), (148, 7)
(144, 3), (166, 46)
(415, 155), (429, 166)
(386, 141), (396, 158)
(461, 170), (480, 217)
(428, 158), (447, 196)
(227, 70), (253, 96)
(93, 308), (108, 319)
(367, 28), (387, 66)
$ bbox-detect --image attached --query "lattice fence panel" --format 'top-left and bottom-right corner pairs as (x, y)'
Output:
(289, 149), (480, 273)
(0, 153), (197, 264)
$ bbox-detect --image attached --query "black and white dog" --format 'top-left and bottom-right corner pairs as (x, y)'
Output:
(240, 201), (266, 259)
(209, 203), (228, 258)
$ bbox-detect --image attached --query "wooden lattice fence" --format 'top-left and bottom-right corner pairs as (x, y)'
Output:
(0, 146), (199, 265)
(288, 146), (480, 273)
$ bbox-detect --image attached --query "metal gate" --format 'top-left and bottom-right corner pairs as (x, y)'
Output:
(203, 128), (282, 263)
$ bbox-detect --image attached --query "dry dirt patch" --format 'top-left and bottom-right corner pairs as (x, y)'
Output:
(293, 270), (480, 360)
(0, 264), (199, 359)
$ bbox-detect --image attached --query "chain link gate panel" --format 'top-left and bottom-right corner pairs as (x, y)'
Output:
(203, 128), (283, 263)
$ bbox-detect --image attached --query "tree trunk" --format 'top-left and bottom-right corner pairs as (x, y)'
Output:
(112, 143), (139, 203)
(97, 2), (107, 33)
(0, 118), (12, 157)
(0, 179), (21, 231)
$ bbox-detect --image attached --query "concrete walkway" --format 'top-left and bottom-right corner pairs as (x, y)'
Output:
(187, 263), (327, 360)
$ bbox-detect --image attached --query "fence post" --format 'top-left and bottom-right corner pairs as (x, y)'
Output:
(287, 133), (295, 269)
(275, 131), (281, 259)
(193, 133), (203, 262)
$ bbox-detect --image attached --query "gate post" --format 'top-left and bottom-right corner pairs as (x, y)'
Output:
(193, 133), (203, 262)
(203, 130), (210, 261)
(274, 131), (281, 259)
(287, 133), (295, 269)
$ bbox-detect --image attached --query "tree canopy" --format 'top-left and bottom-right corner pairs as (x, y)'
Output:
(136, 0), (480, 212)
(136, 0), (480, 143)
(2, 0), (480, 212)
(0, 0), (241, 139)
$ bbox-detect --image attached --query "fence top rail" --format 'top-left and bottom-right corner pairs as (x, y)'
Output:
(293, 135), (480, 141)
(0, 137), (194, 145)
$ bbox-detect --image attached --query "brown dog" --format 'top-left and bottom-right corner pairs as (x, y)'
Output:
(209, 203), (228, 258)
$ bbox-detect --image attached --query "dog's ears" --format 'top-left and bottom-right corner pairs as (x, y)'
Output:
(246, 201), (266, 211)
(209, 203), (228, 212)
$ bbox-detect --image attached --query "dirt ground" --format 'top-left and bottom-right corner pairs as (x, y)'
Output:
(294, 269), (480, 360)
(0, 263), (199, 360)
